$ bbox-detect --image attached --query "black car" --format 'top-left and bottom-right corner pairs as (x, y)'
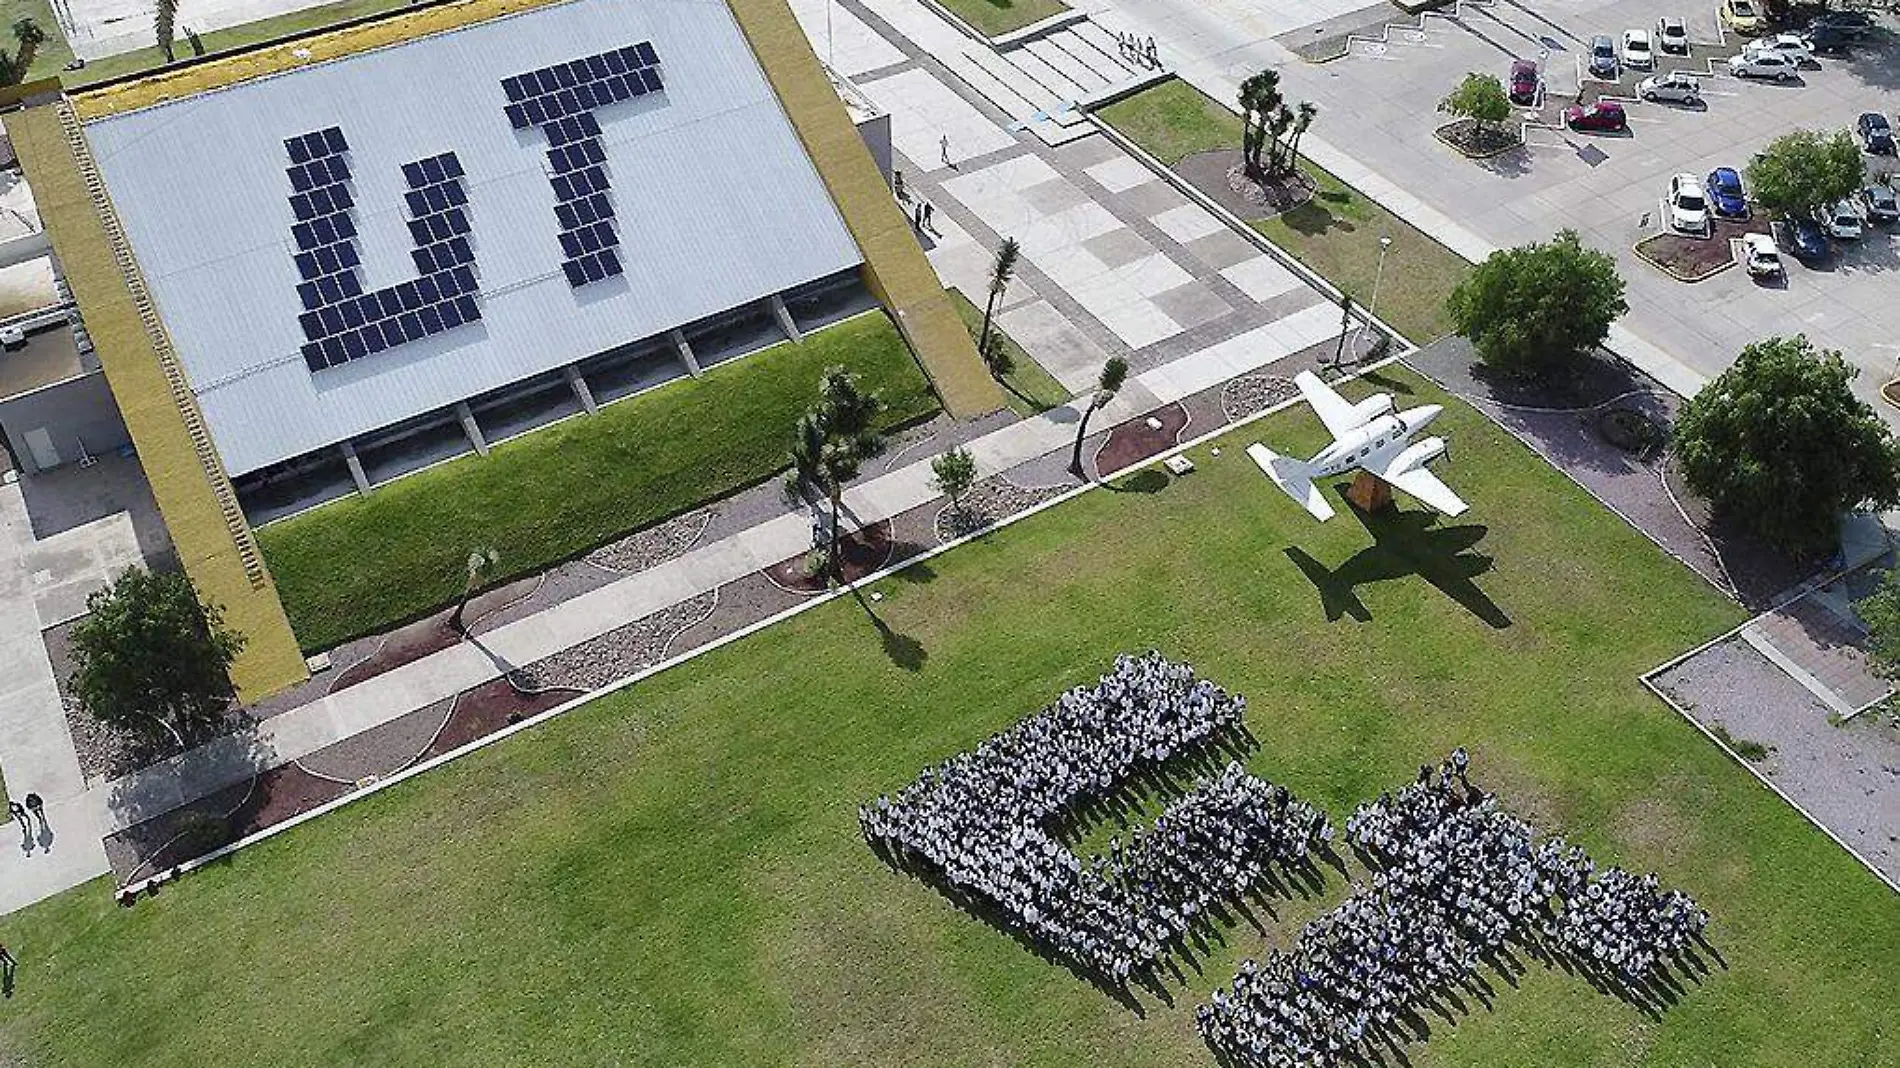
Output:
(1860, 112), (1895, 154)
(1809, 10), (1875, 37)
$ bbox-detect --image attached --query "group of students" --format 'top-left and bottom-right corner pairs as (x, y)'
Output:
(860, 653), (1330, 980)
(1197, 757), (1709, 1067)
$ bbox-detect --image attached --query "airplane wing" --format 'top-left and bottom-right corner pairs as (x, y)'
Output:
(1293, 371), (1369, 440)
(1378, 462), (1469, 518)
(1248, 443), (1335, 521)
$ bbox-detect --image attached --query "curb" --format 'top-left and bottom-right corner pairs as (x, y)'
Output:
(1431, 119), (1525, 160)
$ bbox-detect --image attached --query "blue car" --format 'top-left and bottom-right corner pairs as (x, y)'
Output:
(1777, 218), (1829, 260)
(1706, 167), (1749, 219)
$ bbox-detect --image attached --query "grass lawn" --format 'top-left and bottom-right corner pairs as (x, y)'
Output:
(948, 288), (1071, 416)
(257, 312), (937, 653)
(3, 369), (1895, 1068)
(933, 0), (1067, 37)
(1099, 80), (1471, 345)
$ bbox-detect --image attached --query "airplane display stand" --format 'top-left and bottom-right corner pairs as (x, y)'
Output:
(1345, 472), (1394, 513)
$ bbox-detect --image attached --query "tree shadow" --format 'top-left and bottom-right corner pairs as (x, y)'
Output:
(1281, 202), (1356, 238)
(851, 588), (926, 672)
(1106, 468), (1169, 494)
(1283, 498), (1510, 628)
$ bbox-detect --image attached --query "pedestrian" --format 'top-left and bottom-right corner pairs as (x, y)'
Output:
(1145, 37), (1158, 68)
(939, 133), (951, 167)
(23, 793), (43, 829)
(0, 940), (14, 997)
(913, 202), (925, 231)
(923, 201), (935, 231)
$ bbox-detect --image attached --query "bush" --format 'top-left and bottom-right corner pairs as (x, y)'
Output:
(1446, 230), (1625, 378)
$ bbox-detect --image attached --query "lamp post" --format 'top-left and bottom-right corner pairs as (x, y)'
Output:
(1351, 236), (1392, 361)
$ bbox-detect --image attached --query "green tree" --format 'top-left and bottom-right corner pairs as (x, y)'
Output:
(11, 17), (44, 74)
(978, 237), (1020, 356)
(931, 446), (978, 512)
(1446, 228), (1626, 378)
(1438, 72), (1513, 133)
(1855, 569), (1900, 680)
(1068, 356), (1130, 478)
(1237, 69), (1283, 176)
(788, 367), (886, 578)
(0, 51), (18, 89)
(68, 568), (244, 746)
(1286, 101), (1318, 172)
(156, 0), (177, 62)
(1265, 103), (1295, 175)
(1675, 336), (1900, 554)
(1746, 128), (1864, 221)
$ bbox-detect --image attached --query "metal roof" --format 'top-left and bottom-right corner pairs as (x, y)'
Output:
(82, 0), (862, 476)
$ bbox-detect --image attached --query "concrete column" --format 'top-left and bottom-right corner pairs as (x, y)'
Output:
(338, 441), (371, 496)
(564, 365), (598, 414)
(767, 293), (801, 343)
(670, 329), (702, 378)
(455, 401), (489, 456)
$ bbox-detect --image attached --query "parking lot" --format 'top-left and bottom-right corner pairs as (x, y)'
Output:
(1269, 0), (1900, 409)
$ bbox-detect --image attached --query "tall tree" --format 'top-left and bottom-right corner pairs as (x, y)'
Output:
(1746, 128), (1865, 221)
(1855, 569), (1900, 681)
(931, 446), (978, 513)
(1237, 69), (1282, 177)
(1068, 356), (1130, 478)
(155, 0), (178, 62)
(1674, 336), (1900, 554)
(1287, 101), (1319, 173)
(68, 568), (244, 746)
(788, 367), (886, 578)
(1438, 72), (1512, 135)
(978, 237), (1020, 356)
(1446, 228), (1626, 378)
(11, 17), (44, 74)
(1265, 104), (1295, 175)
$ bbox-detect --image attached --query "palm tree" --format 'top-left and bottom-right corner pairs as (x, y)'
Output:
(1068, 356), (1130, 478)
(1287, 101), (1318, 176)
(11, 18), (44, 74)
(155, 0), (178, 62)
(788, 367), (886, 579)
(447, 548), (497, 636)
(1265, 104), (1295, 175)
(978, 237), (1020, 356)
(1237, 70), (1282, 177)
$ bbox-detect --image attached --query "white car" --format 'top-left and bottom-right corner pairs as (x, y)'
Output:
(1622, 29), (1655, 69)
(1656, 16), (1690, 54)
(1822, 199), (1863, 239)
(1638, 72), (1701, 104)
(1740, 233), (1782, 277)
(1728, 50), (1798, 80)
(1668, 174), (1710, 233)
(1744, 33), (1815, 64)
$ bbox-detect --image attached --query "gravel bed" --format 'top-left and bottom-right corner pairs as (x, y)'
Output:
(1221, 374), (1298, 423)
(511, 590), (719, 692)
(584, 508), (714, 573)
(296, 697), (455, 784)
(934, 475), (1070, 542)
(1653, 637), (1900, 882)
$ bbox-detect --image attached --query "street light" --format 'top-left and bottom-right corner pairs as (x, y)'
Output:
(1351, 236), (1392, 361)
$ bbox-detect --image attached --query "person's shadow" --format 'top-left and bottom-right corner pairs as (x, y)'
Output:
(16, 815), (34, 856)
(34, 814), (54, 852)
(2, 955), (14, 998)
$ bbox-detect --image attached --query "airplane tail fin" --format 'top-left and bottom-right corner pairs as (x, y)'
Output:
(1247, 443), (1335, 521)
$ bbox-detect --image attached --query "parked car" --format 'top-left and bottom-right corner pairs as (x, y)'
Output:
(1728, 50), (1798, 80)
(1656, 16), (1690, 54)
(1822, 199), (1863, 240)
(1621, 29), (1655, 69)
(1858, 112), (1894, 154)
(1667, 174), (1710, 234)
(1589, 34), (1619, 77)
(1776, 218), (1829, 259)
(1563, 101), (1627, 132)
(1808, 10), (1874, 38)
(1740, 233), (1783, 277)
(1744, 33), (1815, 64)
(1721, 0), (1765, 34)
(1863, 182), (1900, 223)
(1508, 58), (1540, 104)
(1807, 24), (1854, 52)
(1705, 167), (1749, 218)
(1638, 72), (1701, 104)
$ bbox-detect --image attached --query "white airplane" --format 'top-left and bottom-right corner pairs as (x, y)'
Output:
(1247, 371), (1467, 522)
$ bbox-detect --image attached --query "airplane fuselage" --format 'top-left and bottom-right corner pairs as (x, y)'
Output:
(1308, 404), (1443, 478)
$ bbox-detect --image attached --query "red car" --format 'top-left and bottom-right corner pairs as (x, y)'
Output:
(1563, 101), (1627, 132)
(1508, 59), (1539, 104)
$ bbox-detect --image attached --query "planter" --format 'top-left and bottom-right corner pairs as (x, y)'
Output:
(1433, 118), (1523, 159)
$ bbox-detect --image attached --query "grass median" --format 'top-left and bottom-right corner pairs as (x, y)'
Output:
(257, 312), (938, 652)
(947, 288), (1071, 416)
(1098, 80), (1469, 345)
(3, 369), (1892, 1068)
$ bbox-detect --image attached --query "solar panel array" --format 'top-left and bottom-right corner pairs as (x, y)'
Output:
(284, 129), (482, 373)
(502, 41), (662, 288)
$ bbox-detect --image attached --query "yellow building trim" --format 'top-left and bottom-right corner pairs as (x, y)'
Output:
(5, 100), (308, 699)
(723, 0), (1003, 419)
(73, 0), (569, 121)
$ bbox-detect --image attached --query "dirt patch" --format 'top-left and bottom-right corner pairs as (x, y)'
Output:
(1609, 792), (1702, 869)
(1433, 118), (1523, 159)
(105, 763), (351, 883)
(423, 677), (581, 762)
(1174, 149), (1314, 222)
(1634, 218), (1770, 282)
(509, 591), (719, 692)
(1094, 401), (1189, 474)
(296, 697), (455, 784)
(764, 519), (898, 593)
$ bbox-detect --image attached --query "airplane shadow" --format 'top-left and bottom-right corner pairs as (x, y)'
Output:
(1284, 490), (1511, 629)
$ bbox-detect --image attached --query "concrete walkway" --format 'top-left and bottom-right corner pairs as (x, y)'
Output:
(0, 299), (1337, 913)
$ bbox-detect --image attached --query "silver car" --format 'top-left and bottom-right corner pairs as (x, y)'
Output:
(1638, 72), (1701, 104)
